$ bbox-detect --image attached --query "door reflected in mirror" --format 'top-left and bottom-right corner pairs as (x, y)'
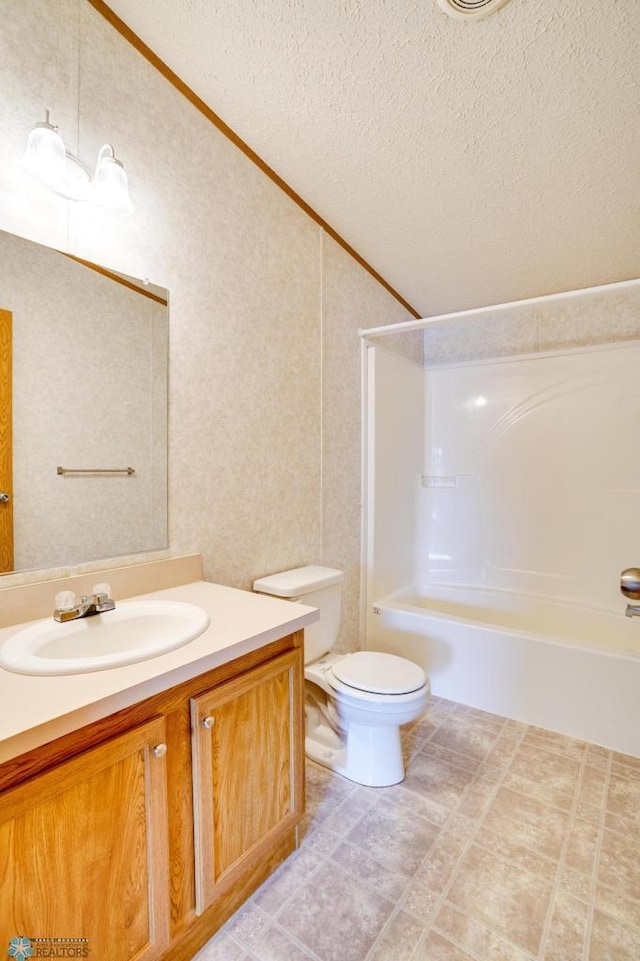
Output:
(0, 229), (168, 576)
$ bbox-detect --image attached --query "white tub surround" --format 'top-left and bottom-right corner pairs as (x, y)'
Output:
(369, 586), (640, 757)
(363, 319), (640, 758)
(0, 574), (318, 763)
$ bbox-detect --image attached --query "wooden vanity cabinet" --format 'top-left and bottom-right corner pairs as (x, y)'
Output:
(0, 717), (171, 961)
(0, 633), (305, 961)
(191, 649), (303, 914)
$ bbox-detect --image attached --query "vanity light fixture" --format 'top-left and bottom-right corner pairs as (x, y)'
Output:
(22, 111), (133, 214)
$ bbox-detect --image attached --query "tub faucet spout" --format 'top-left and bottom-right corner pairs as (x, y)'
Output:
(625, 604), (640, 618)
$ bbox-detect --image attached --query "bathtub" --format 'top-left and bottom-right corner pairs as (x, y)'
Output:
(367, 584), (640, 756)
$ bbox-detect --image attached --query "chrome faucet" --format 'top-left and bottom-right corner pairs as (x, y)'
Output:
(54, 583), (116, 622)
(626, 605), (640, 618)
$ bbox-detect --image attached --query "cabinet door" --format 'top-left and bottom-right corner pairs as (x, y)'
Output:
(0, 718), (170, 961)
(191, 649), (303, 913)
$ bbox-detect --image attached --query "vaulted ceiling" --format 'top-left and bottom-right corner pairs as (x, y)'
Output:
(105, 0), (639, 317)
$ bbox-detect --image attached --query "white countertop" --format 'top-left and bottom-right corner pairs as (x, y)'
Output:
(0, 580), (318, 763)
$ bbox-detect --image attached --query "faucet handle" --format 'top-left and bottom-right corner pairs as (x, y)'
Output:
(92, 582), (112, 600)
(621, 569), (640, 600)
(54, 590), (77, 612)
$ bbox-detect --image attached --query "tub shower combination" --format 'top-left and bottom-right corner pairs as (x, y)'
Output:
(362, 280), (640, 756)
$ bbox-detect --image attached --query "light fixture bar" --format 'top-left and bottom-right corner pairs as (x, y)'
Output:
(22, 111), (133, 213)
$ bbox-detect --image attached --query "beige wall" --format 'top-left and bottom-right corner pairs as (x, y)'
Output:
(321, 235), (421, 651)
(0, 0), (413, 647)
(422, 286), (640, 366)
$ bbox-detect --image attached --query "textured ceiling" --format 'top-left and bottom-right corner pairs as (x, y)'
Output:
(105, 0), (640, 317)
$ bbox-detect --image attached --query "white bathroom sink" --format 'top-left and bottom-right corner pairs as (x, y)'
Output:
(0, 600), (210, 676)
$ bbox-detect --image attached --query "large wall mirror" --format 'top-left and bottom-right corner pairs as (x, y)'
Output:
(0, 228), (168, 576)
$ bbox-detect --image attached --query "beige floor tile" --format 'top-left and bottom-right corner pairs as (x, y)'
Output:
(589, 909), (640, 960)
(416, 738), (485, 774)
(447, 843), (553, 954)
(542, 889), (588, 961)
(304, 761), (356, 825)
(430, 716), (502, 762)
(445, 813), (480, 840)
(585, 753), (610, 771)
(412, 833), (467, 891)
(604, 810), (640, 841)
(344, 799), (440, 876)
(578, 766), (608, 807)
(564, 818), (600, 876)
(606, 772), (640, 823)
(401, 877), (441, 923)
(198, 702), (640, 961)
(321, 787), (377, 837)
(559, 865), (592, 902)
(252, 845), (326, 916)
(451, 704), (507, 730)
(501, 719), (529, 740)
(387, 781), (452, 828)
(474, 825), (559, 882)
(502, 770), (575, 812)
(366, 910), (425, 961)
(250, 924), (319, 961)
(301, 825), (343, 858)
(595, 884), (640, 929)
(611, 752), (640, 776)
(415, 931), (476, 959)
(406, 715), (445, 739)
(481, 786), (570, 861)
(194, 931), (247, 961)
(575, 802), (603, 829)
(330, 840), (409, 900)
(428, 697), (457, 717)
(402, 752), (477, 810)
(522, 730), (587, 761)
(484, 735), (521, 766)
(433, 902), (536, 961)
(509, 743), (582, 797)
(277, 861), (394, 961)
(226, 903), (272, 947)
(597, 828), (640, 901)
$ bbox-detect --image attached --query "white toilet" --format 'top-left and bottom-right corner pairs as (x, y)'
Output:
(253, 565), (429, 787)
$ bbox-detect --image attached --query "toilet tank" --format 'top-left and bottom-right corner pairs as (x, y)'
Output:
(252, 566), (343, 664)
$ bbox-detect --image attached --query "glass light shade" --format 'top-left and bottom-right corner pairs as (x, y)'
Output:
(22, 118), (66, 188)
(92, 145), (133, 214)
(22, 114), (91, 201)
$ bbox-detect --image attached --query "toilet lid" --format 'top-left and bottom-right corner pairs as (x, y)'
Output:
(331, 651), (426, 695)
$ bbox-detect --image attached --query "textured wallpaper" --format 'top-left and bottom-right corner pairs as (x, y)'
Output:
(422, 285), (640, 366)
(0, 0), (413, 647)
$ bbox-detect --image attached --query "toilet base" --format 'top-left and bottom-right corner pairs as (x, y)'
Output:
(306, 725), (405, 786)
(305, 714), (406, 788)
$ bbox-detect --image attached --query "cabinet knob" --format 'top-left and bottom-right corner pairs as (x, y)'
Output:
(202, 715), (215, 729)
(152, 742), (167, 758)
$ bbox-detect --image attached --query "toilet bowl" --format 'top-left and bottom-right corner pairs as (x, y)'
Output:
(253, 566), (429, 787)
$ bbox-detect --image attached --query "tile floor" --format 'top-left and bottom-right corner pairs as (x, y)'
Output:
(195, 697), (640, 961)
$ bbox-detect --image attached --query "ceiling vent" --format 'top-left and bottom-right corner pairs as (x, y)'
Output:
(436, 0), (510, 20)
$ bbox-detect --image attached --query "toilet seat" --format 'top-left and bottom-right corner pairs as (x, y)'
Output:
(330, 651), (427, 695)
